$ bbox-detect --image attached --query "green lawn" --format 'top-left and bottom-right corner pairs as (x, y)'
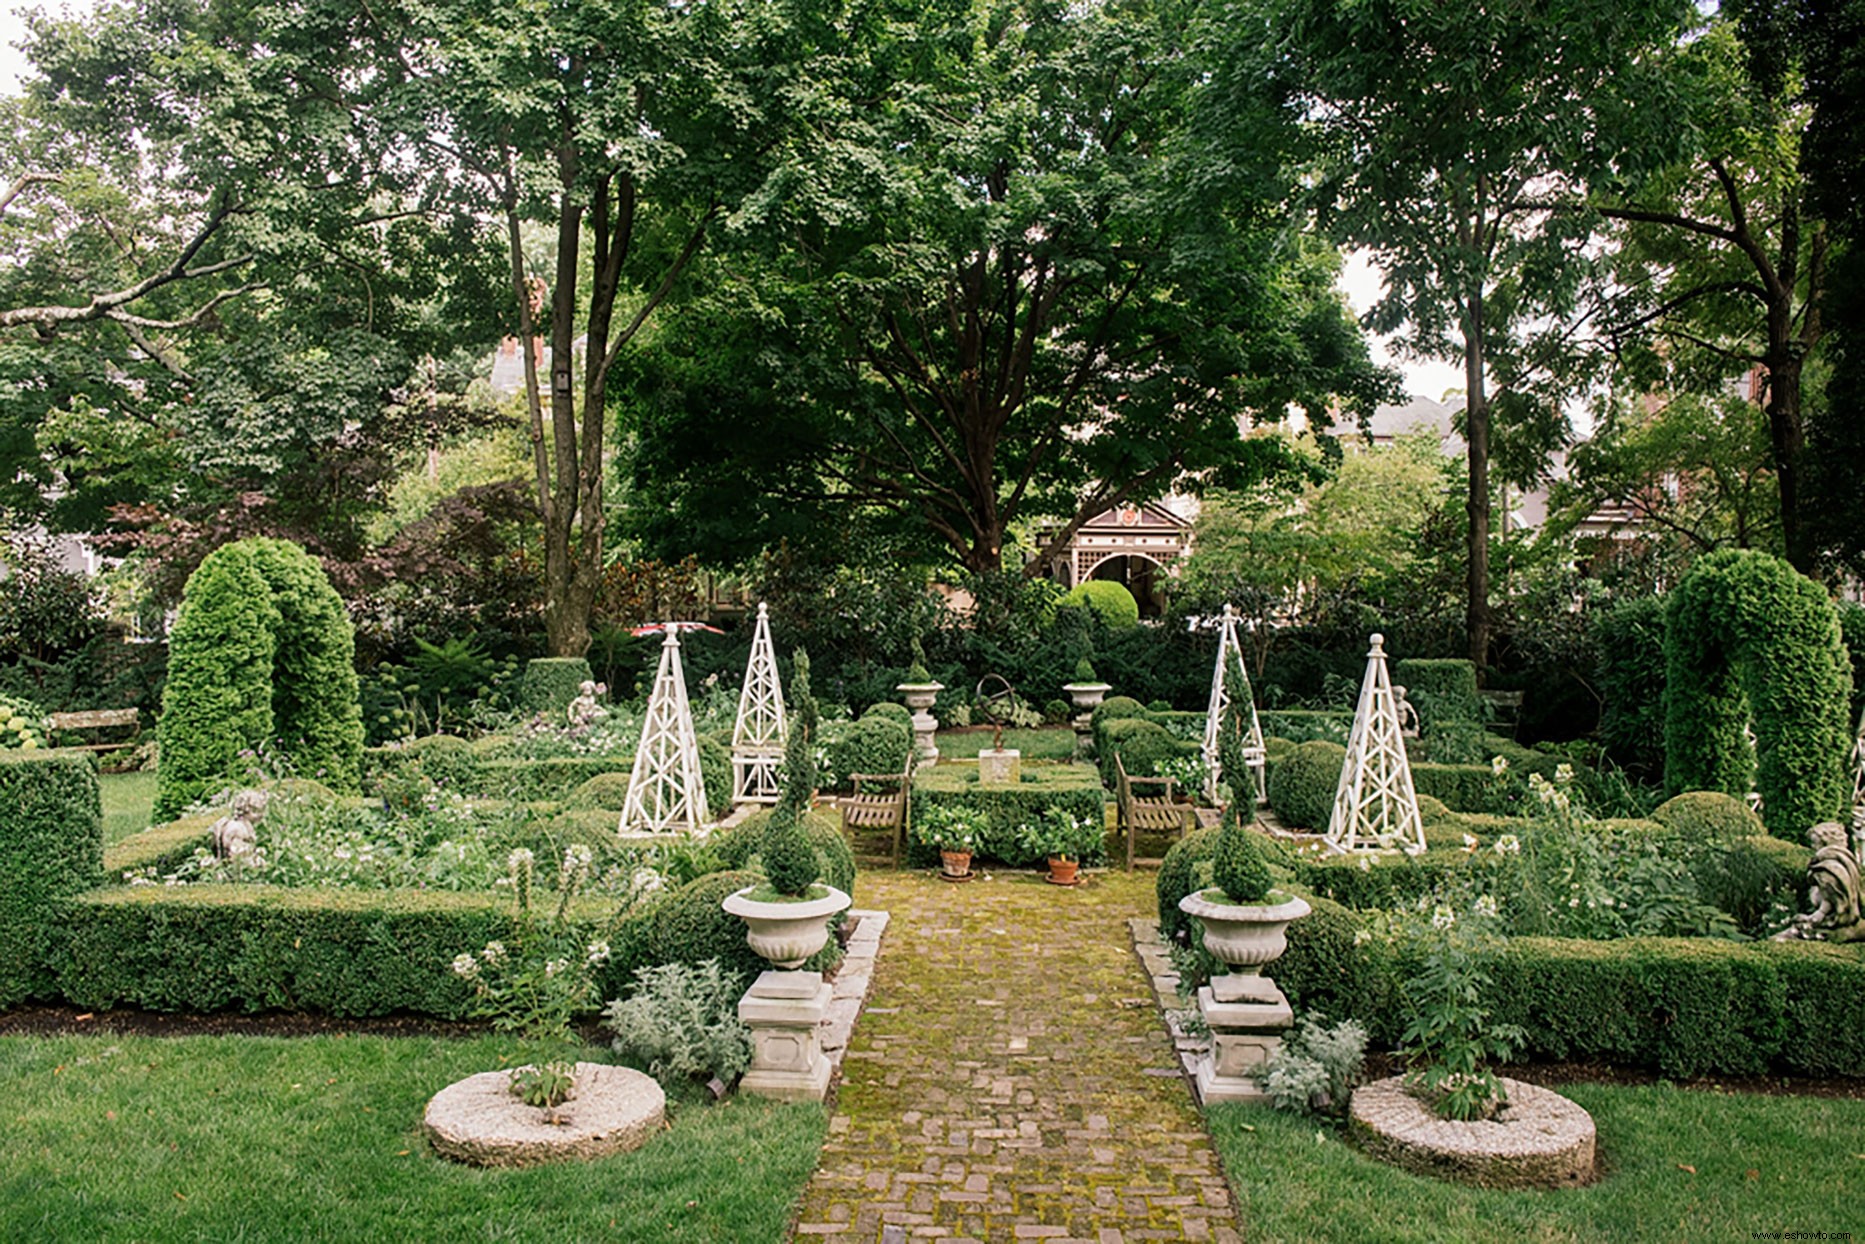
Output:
(1210, 1085), (1864, 1242)
(935, 726), (1080, 761)
(99, 770), (159, 844)
(0, 1033), (826, 1243)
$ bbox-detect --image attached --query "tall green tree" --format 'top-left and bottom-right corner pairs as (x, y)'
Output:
(626, 0), (1391, 575)
(1241, 0), (1693, 669)
(1591, 13), (1831, 574)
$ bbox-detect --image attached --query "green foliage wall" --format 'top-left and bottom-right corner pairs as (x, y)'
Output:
(155, 538), (363, 820)
(520, 658), (594, 716)
(0, 752), (103, 1005)
(1593, 595), (1668, 776)
(1096, 718), (1194, 785)
(1662, 550), (1852, 836)
(1392, 658), (1482, 725)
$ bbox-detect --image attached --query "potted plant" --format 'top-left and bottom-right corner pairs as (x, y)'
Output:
(912, 803), (988, 881)
(1014, 806), (1101, 886)
(1177, 810), (1309, 971)
(723, 650), (852, 967)
(1061, 657), (1112, 756)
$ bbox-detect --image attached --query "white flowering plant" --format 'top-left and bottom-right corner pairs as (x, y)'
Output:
(1388, 889), (1524, 1122)
(452, 844), (631, 1108)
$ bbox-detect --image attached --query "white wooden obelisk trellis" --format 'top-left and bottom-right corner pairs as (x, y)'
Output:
(731, 603), (787, 805)
(1201, 604), (1267, 805)
(620, 627), (710, 836)
(1325, 633), (1425, 854)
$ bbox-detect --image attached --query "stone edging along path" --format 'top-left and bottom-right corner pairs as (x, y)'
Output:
(793, 869), (1241, 1244)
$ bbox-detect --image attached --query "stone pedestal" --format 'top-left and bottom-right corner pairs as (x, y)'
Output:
(737, 969), (835, 1102)
(1192, 973), (1294, 1105)
(898, 683), (943, 762)
(1063, 682), (1111, 759)
(978, 748), (1021, 786)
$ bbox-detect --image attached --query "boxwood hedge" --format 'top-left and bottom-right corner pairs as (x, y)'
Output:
(911, 763), (1107, 867)
(0, 751), (103, 1004)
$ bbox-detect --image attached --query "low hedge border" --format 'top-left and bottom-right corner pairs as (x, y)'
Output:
(1, 751), (104, 1005)
(1262, 905), (1865, 1080)
(102, 814), (218, 878)
(911, 763), (1107, 867)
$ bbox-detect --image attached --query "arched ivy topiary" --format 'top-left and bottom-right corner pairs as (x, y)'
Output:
(155, 538), (363, 820)
(1663, 549), (1852, 839)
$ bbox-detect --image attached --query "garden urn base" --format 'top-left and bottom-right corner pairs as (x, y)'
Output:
(978, 748), (1021, 786)
(424, 1063), (665, 1168)
(737, 970), (834, 1102)
(1191, 975), (1294, 1105)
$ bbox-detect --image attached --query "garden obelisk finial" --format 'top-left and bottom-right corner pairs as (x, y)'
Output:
(620, 626), (710, 835)
(1325, 633), (1424, 854)
(731, 603), (788, 805)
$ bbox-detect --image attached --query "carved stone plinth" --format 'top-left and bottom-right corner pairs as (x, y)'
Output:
(1191, 973), (1294, 1105)
(737, 970), (834, 1102)
(979, 748), (1021, 786)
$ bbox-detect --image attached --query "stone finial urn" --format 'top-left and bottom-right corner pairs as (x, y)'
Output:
(897, 681), (944, 762)
(1177, 890), (1311, 972)
(722, 885), (853, 969)
(1062, 681), (1112, 757)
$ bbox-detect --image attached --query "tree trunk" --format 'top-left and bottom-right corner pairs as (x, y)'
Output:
(1463, 292), (1492, 675)
(1764, 348), (1808, 572)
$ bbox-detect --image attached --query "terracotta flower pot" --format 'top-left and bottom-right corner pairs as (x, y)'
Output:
(940, 848), (973, 881)
(1045, 856), (1080, 886)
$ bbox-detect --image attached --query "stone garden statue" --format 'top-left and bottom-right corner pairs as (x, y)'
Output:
(1774, 821), (1864, 943)
(566, 680), (609, 730)
(1393, 685), (1420, 739)
(212, 789), (268, 859)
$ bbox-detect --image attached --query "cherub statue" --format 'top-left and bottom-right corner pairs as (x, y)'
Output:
(1774, 821), (1864, 943)
(566, 679), (609, 729)
(212, 789), (268, 860)
(1393, 685), (1420, 739)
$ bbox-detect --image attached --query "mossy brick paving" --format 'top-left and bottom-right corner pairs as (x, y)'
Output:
(793, 869), (1240, 1243)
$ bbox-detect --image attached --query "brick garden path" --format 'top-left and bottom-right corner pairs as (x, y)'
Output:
(792, 869), (1240, 1244)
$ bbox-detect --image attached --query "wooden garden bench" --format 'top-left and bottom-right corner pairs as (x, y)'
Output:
(47, 707), (141, 753)
(842, 757), (913, 867)
(1115, 753), (1192, 870)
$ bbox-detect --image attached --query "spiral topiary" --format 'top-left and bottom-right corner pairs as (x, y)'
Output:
(1212, 809), (1272, 904)
(761, 649), (823, 897)
(1217, 652), (1257, 807)
(905, 636), (933, 684)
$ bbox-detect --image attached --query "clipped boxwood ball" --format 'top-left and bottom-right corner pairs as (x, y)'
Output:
(1268, 739), (1346, 832)
(828, 717), (912, 789)
(1098, 718), (1185, 786)
(569, 771), (633, 812)
(861, 701), (914, 731)
(1651, 790), (1766, 841)
(713, 808), (857, 899)
(1062, 580), (1140, 630)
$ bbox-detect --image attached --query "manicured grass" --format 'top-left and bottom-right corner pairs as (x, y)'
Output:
(935, 726), (1079, 761)
(99, 770), (159, 845)
(1209, 1086), (1865, 1242)
(0, 1033), (827, 1242)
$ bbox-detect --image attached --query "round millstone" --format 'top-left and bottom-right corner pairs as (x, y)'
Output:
(1348, 1074), (1597, 1189)
(424, 1062), (666, 1168)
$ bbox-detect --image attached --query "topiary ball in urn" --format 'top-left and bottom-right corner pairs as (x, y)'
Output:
(724, 648), (850, 968)
(1180, 809), (1309, 972)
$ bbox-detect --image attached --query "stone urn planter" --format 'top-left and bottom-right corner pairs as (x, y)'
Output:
(722, 884), (853, 969)
(1061, 681), (1112, 756)
(1177, 888), (1311, 1104)
(1177, 889), (1312, 972)
(897, 681), (944, 762)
